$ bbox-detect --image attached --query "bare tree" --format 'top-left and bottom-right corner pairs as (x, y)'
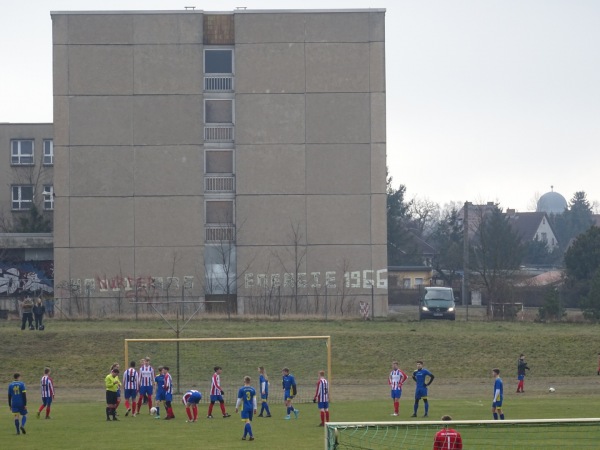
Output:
(272, 220), (307, 314)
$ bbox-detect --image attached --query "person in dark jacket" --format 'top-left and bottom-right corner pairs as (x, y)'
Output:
(516, 354), (530, 393)
(33, 298), (46, 330)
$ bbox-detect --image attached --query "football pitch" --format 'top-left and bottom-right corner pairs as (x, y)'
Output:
(5, 395), (600, 449)
(3, 318), (600, 449)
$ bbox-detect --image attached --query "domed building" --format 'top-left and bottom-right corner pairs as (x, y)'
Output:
(537, 187), (567, 214)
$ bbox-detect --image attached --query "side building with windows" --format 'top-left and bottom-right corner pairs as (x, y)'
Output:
(0, 123), (54, 298)
(51, 9), (388, 316)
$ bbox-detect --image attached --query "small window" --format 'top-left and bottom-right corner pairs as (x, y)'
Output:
(11, 140), (34, 165)
(205, 150), (233, 174)
(205, 49), (233, 74)
(43, 185), (54, 210)
(12, 185), (34, 210)
(205, 99), (233, 124)
(415, 278), (424, 286)
(43, 140), (54, 165)
(403, 278), (411, 289)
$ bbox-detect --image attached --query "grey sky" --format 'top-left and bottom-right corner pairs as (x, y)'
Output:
(1, 0), (598, 212)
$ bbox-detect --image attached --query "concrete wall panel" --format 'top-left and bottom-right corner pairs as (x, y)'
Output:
(371, 93), (386, 144)
(371, 193), (387, 245)
(134, 45), (203, 94)
(67, 14), (133, 44)
(306, 144), (370, 195)
(69, 45), (133, 95)
(235, 43), (305, 94)
(134, 197), (203, 247)
(53, 45), (68, 96)
(235, 94), (305, 145)
(70, 197), (134, 248)
(69, 96), (133, 146)
(307, 195), (370, 245)
(306, 43), (369, 93)
(69, 146), (134, 197)
(371, 143), (386, 194)
(66, 247), (135, 283)
(133, 14), (202, 44)
(236, 195), (306, 246)
(305, 12), (369, 43)
(133, 95), (202, 145)
(235, 13), (305, 43)
(236, 144), (305, 194)
(306, 93), (370, 144)
(134, 145), (203, 196)
(370, 41), (386, 93)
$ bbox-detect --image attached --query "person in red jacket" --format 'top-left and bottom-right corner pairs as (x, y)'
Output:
(433, 415), (463, 450)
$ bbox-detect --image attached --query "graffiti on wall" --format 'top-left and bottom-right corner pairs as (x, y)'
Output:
(0, 261), (54, 296)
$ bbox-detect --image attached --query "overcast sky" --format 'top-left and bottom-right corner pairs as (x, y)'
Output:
(1, 0), (598, 212)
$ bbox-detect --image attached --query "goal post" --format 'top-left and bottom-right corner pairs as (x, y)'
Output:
(325, 418), (600, 450)
(124, 335), (331, 399)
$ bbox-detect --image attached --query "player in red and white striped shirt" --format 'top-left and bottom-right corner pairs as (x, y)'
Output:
(207, 366), (231, 418)
(313, 370), (330, 426)
(389, 361), (408, 416)
(163, 366), (175, 419)
(123, 361), (140, 416)
(137, 357), (155, 414)
(37, 367), (55, 419)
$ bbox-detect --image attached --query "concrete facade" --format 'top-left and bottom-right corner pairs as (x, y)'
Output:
(51, 9), (387, 315)
(0, 123), (54, 230)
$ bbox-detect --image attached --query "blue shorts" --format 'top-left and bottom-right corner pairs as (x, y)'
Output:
(42, 397), (53, 407)
(210, 394), (224, 403)
(241, 409), (254, 420)
(261, 393), (269, 400)
(116, 389), (121, 398)
(165, 393), (173, 402)
(493, 399), (503, 408)
(415, 387), (428, 400)
(317, 401), (329, 409)
(140, 386), (154, 397)
(518, 374), (525, 381)
(155, 392), (165, 401)
(11, 406), (27, 415)
(284, 389), (294, 401)
(186, 392), (202, 404)
(124, 389), (137, 400)
(391, 388), (402, 399)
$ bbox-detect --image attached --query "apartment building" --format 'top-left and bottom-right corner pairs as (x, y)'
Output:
(50, 9), (388, 315)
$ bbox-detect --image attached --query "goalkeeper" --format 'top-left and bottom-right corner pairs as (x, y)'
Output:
(433, 415), (463, 449)
(282, 367), (299, 420)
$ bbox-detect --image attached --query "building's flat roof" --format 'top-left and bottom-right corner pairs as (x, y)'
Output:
(51, 9), (385, 16)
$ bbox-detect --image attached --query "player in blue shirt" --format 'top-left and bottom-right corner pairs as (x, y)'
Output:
(8, 373), (28, 435)
(258, 366), (271, 417)
(492, 368), (504, 420)
(282, 367), (299, 420)
(154, 367), (165, 419)
(235, 376), (257, 441)
(411, 360), (434, 417)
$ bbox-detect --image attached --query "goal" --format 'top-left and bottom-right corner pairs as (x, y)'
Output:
(325, 418), (600, 449)
(124, 335), (331, 401)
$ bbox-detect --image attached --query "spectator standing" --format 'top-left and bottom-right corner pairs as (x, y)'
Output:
(33, 298), (46, 330)
(20, 297), (34, 330)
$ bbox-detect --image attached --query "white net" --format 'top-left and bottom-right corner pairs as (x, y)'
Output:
(326, 419), (600, 449)
(125, 336), (330, 403)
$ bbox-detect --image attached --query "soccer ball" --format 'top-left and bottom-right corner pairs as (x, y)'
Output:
(150, 407), (157, 415)
(548, 387), (556, 393)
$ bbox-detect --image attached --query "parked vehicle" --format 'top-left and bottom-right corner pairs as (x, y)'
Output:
(419, 287), (456, 320)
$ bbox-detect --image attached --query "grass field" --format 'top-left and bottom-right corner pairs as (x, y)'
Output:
(2, 317), (600, 449)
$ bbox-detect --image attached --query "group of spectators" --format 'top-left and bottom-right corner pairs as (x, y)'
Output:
(19, 296), (55, 330)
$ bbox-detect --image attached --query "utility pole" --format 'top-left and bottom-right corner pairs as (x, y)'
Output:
(462, 201), (470, 306)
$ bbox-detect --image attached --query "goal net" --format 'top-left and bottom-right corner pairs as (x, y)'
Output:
(124, 336), (330, 403)
(325, 418), (600, 449)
